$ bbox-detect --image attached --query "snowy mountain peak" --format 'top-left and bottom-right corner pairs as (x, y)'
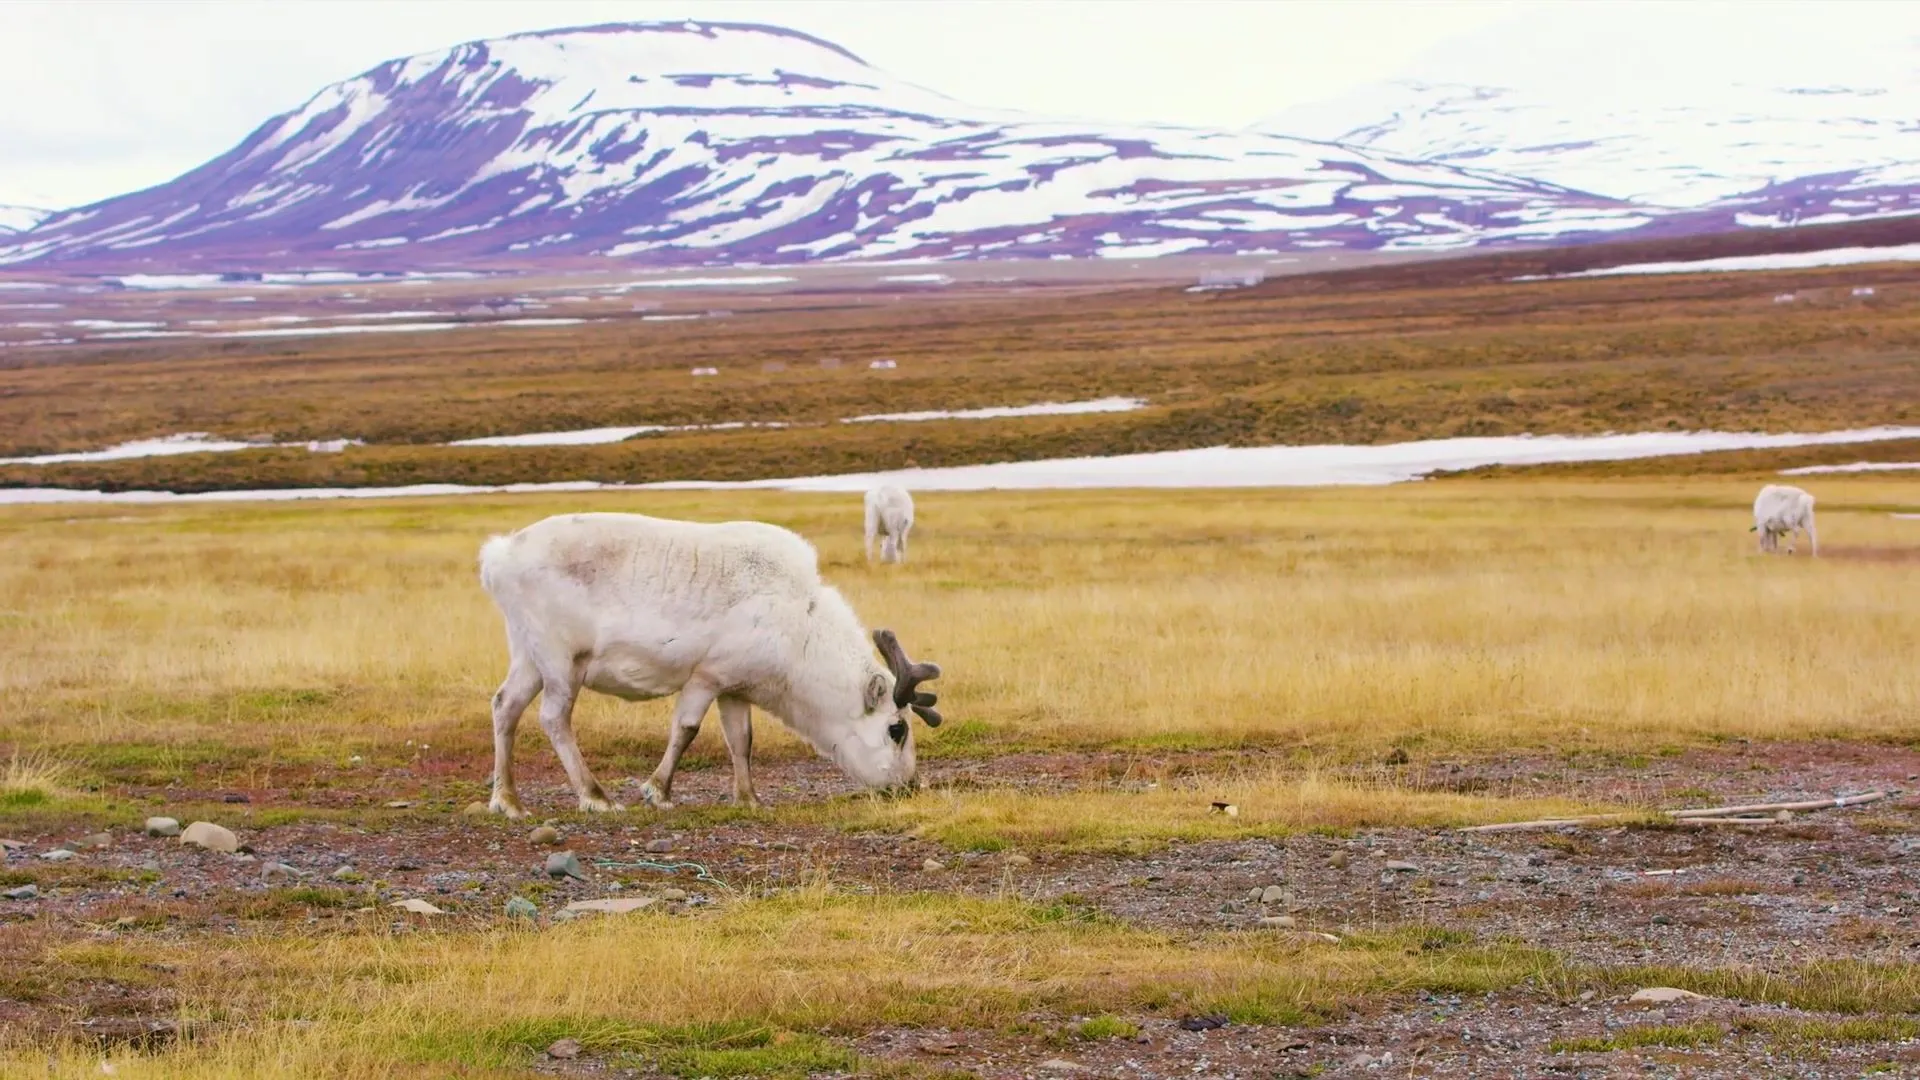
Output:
(0, 206), (50, 236)
(0, 19), (1648, 270)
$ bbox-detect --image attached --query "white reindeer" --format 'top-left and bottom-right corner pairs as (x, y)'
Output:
(478, 512), (942, 816)
(1752, 484), (1818, 556)
(864, 485), (915, 563)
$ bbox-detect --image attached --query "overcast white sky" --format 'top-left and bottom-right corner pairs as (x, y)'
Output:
(0, 0), (1871, 210)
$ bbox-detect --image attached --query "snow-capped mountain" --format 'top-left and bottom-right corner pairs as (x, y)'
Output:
(1257, 4), (1920, 226)
(0, 21), (1644, 270)
(0, 206), (49, 236)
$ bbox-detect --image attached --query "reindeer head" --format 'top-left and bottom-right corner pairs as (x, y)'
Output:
(831, 629), (943, 794)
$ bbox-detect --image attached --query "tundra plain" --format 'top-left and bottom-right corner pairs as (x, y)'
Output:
(4, 253), (1920, 1078)
(3, 476), (1920, 1078)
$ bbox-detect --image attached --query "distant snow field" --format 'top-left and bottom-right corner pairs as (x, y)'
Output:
(7, 427), (1920, 503)
(1782, 461), (1920, 475)
(1533, 243), (1920, 280)
(841, 397), (1145, 424)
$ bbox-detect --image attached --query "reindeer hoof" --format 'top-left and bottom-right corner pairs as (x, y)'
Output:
(489, 796), (529, 820)
(639, 781), (674, 811)
(580, 797), (625, 813)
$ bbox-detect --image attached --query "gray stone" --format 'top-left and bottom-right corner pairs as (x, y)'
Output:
(658, 888), (688, 901)
(179, 821), (239, 854)
(546, 851), (587, 880)
(1246, 886), (1264, 902)
(504, 896), (539, 919)
(3, 884), (37, 900)
(40, 849), (76, 862)
(462, 802), (489, 816)
(1037, 1060), (1087, 1073)
(1005, 853), (1032, 866)
(1259, 915), (1297, 928)
(1327, 852), (1350, 870)
(1384, 860), (1421, 873)
(1259, 885), (1286, 904)
(527, 826), (561, 846)
(144, 817), (181, 838)
(331, 865), (361, 882)
(547, 1037), (582, 1060)
(645, 838), (676, 854)
(390, 898), (445, 915)
(73, 832), (112, 850)
(261, 862), (300, 881)
(1629, 987), (1706, 1005)
(922, 858), (946, 872)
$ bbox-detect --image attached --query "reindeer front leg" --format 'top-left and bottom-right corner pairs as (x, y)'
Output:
(641, 681), (717, 810)
(717, 695), (759, 808)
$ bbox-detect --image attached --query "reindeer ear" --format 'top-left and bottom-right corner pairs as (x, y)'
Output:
(865, 673), (888, 712)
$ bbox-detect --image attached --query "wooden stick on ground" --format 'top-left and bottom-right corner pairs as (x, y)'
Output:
(1457, 790), (1891, 834)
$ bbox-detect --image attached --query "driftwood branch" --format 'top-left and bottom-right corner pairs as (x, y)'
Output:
(1458, 790), (1890, 834)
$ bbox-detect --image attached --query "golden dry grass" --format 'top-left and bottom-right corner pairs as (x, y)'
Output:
(2, 476), (1916, 764)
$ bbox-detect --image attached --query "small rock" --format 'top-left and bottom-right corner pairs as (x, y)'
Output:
(331, 865), (360, 881)
(1577, 990), (1597, 1003)
(41, 849), (76, 862)
(922, 858), (946, 872)
(73, 832), (112, 850)
(179, 822), (239, 854)
(462, 802), (489, 816)
(504, 896), (539, 919)
(385, 800), (412, 810)
(0, 838), (25, 850)
(563, 897), (658, 915)
(221, 793), (249, 804)
(1384, 860), (1421, 873)
(547, 1037), (582, 1060)
(390, 898), (445, 915)
(1260, 915), (1297, 928)
(1384, 747), (1410, 766)
(527, 826), (561, 846)
(231, 853), (255, 863)
(1259, 884), (1286, 904)
(143, 817), (181, 838)
(139, 860), (160, 873)
(546, 851), (587, 881)
(644, 838), (675, 854)
(1037, 1060), (1087, 1072)
(394, 859), (421, 872)
(1209, 801), (1239, 817)
(1006, 853), (1032, 866)
(1176, 1014), (1229, 1032)
(1629, 987), (1705, 1005)
(1246, 886), (1264, 902)
(1791, 873), (1807, 885)
(1327, 852), (1350, 870)
(3, 884), (37, 900)
(658, 888), (688, 901)
(261, 862), (300, 881)
(1651, 914), (1673, 926)
(1774, 809), (1794, 822)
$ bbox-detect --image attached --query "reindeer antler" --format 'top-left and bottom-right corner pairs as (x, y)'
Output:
(872, 629), (943, 727)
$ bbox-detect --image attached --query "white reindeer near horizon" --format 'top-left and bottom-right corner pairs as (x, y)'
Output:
(864, 485), (916, 564)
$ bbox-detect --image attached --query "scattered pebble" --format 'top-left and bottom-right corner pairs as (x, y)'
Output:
(261, 862), (300, 881)
(331, 865), (360, 882)
(144, 817), (181, 838)
(462, 802), (489, 816)
(547, 1037), (582, 1060)
(390, 898), (445, 915)
(385, 800), (412, 810)
(644, 838), (675, 854)
(563, 897), (657, 915)
(504, 897), (539, 919)
(180, 822), (240, 854)
(1327, 852), (1350, 869)
(72, 832), (111, 850)
(1005, 853), (1032, 866)
(658, 888), (688, 901)
(1384, 860), (1421, 873)
(0, 838), (25, 850)
(922, 858), (946, 872)
(546, 852), (587, 881)
(1037, 1060), (1086, 1072)
(1259, 884), (1286, 904)
(221, 793), (249, 804)
(527, 826), (561, 846)
(1260, 915), (1297, 928)
(1177, 1015), (1229, 1032)
(3, 884), (38, 900)
(40, 849), (76, 862)
(1651, 914), (1673, 925)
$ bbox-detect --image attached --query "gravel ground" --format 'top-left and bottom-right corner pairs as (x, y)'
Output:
(4, 740), (1918, 1077)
